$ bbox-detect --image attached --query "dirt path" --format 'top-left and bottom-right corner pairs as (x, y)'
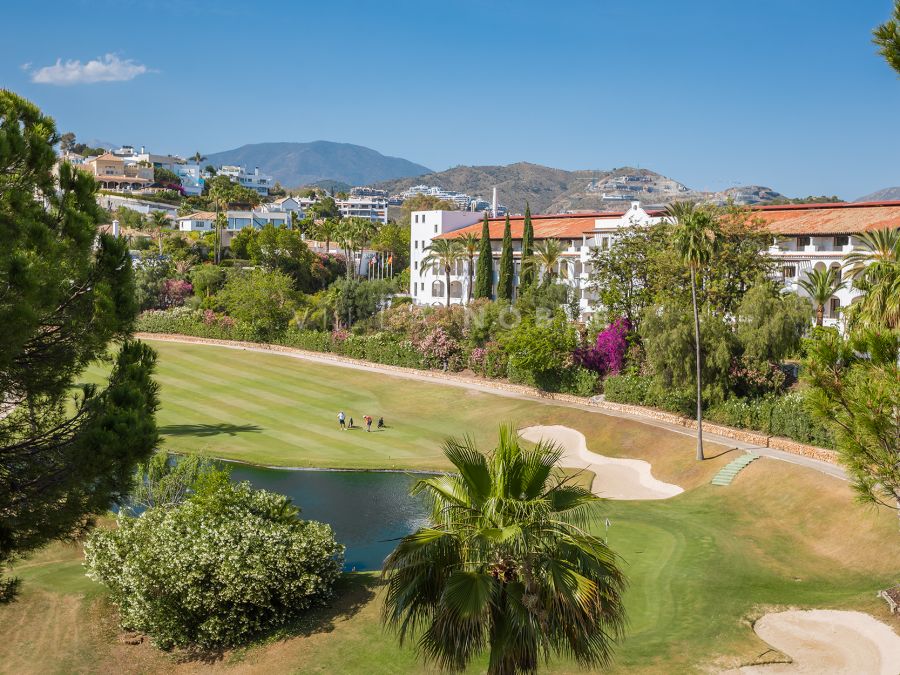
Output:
(737, 610), (900, 674)
(519, 424), (684, 500)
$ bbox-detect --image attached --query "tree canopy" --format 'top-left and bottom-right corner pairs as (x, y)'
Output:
(0, 91), (159, 596)
(382, 425), (626, 674)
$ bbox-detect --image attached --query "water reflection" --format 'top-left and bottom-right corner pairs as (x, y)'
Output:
(226, 464), (434, 572)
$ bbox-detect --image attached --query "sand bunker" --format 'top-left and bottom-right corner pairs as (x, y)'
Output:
(518, 425), (683, 500)
(737, 610), (900, 674)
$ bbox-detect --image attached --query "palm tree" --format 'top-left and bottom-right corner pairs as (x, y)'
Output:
(529, 238), (568, 285)
(335, 217), (379, 279)
(309, 217), (338, 254)
(147, 210), (170, 256)
(190, 151), (205, 165)
(459, 231), (480, 302)
(798, 267), (847, 327)
(667, 201), (718, 462)
(382, 425), (626, 675)
(422, 238), (465, 307)
(842, 229), (900, 329)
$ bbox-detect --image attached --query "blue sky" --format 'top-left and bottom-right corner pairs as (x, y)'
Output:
(3, 0), (899, 199)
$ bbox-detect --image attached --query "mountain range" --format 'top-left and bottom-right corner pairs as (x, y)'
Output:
(203, 141), (431, 188)
(855, 186), (900, 202)
(373, 163), (785, 213)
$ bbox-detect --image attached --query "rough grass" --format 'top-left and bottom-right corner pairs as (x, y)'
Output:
(4, 340), (898, 674)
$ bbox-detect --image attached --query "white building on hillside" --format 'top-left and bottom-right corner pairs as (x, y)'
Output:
(260, 194), (388, 224)
(217, 165), (273, 196)
(411, 201), (900, 327)
(177, 209), (291, 245)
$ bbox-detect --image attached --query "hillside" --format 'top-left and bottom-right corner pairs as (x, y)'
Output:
(855, 186), (900, 202)
(204, 141), (431, 188)
(373, 163), (784, 213)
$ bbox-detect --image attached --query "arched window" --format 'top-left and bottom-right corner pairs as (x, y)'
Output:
(449, 281), (463, 298)
(830, 262), (842, 282)
(431, 280), (444, 297)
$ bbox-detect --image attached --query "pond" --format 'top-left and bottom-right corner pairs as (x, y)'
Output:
(226, 464), (435, 572)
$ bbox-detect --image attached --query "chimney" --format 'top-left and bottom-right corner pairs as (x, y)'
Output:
(492, 187), (497, 218)
(112, 219), (120, 238)
(140, 145), (145, 154)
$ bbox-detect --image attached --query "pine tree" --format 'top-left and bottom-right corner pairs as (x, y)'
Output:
(497, 213), (514, 301)
(474, 213), (494, 299)
(0, 92), (159, 597)
(520, 203), (535, 290)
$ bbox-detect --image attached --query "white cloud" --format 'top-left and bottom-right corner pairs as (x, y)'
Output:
(27, 54), (149, 86)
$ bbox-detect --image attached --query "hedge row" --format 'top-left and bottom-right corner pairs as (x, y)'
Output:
(137, 310), (429, 370)
(602, 373), (833, 448)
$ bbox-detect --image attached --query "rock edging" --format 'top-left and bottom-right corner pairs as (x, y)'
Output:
(136, 332), (839, 466)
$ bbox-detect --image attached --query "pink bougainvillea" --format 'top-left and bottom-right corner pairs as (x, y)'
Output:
(574, 317), (631, 376)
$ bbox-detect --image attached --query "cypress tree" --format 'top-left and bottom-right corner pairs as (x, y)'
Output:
(519, 203), (534, 290)
(497, 213), (514, 301)
(474, 213), (494, 299)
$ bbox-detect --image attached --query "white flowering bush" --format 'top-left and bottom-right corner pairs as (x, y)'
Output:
(84, 476), (344, 649)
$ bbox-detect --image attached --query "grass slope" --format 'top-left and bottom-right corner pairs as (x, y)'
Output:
(91, 341), (710, 474)
(4, 341), (898, 674)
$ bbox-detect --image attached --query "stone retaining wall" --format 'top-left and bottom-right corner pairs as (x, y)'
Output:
(137, 332), (838, 466)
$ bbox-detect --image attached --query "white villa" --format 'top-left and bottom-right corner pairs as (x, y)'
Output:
(177, 209), (291, 245)
(217, 166), (274, 196)
(260, 194), (389, 224)
(410, 200), (900, 327)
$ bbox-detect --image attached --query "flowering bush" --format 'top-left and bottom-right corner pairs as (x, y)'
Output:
(84, 477), (343, 649)
(159, 279), (192, 308)
(574, 317), (631, 376)
(415, 326), (461, 370)
(468, 347), (487, 371)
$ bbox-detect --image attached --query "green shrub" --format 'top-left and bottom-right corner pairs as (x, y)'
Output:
(603, 373), (651, 406)
(84, 478), (343, 650)
(562, 367), (601, 397)
(706, 392), (833, 448)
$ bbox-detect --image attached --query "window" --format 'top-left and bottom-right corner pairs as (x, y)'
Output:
(449, 281), (463, 299)
(421, 282), (425, 291)
(414, 240), (418, 249)
(797, 236), (811, 248)
(600, 237), (610, 250)
(434, 224), (438, 234)
(414, 214), (418, 223)
(414, 261), (418, 270)
(830, 297), (841, 317)
(432, 280), (444, 297)
(782, 265), (796, 279)
(834, 235), (849, 247)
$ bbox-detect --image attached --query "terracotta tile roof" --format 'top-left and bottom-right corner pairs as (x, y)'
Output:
(93, 153), (122, 162)
(178, 211), (216, 221)
(438, 212), (620, 241)
(753, 201), (900, 235)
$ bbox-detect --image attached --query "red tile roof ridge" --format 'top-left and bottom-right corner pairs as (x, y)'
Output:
(750, 200), (900, 212)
